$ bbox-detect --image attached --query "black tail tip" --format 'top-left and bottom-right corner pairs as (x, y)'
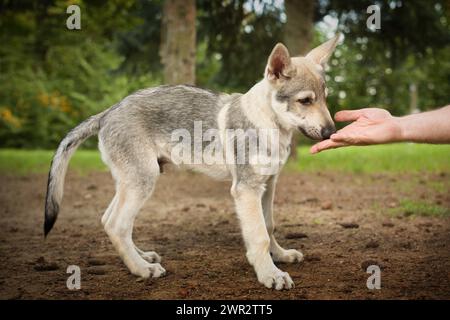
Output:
(44, 216), (56, 238)
(44, 198), (59, 238)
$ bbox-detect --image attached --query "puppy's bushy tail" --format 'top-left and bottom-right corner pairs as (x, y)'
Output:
(44, 110), (108, 237)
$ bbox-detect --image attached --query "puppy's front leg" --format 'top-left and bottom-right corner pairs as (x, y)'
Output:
(263, 175), (303, 263)
(232, 183), (294, 290)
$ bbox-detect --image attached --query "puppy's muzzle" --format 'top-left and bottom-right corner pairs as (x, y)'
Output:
(320, 125), (336, 140)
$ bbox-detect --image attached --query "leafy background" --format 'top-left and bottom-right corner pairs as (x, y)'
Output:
(1, 0), (449, 148)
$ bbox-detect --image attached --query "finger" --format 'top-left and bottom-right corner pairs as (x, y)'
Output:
(328, 124), (358, 141)
(330, 132), (371, 146)
(330, 132), (349, 142)
(310, 139), (348, 154)
(334, 109), (365, 122)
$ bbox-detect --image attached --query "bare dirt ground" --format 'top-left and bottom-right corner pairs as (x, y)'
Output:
(0, 168), (449, 300)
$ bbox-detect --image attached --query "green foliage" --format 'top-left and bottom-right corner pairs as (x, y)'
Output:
(0, 0), (161, 148)
(197, 0), (285, 91)
(196, 40), (224, 91)
(116, 0), (164, 75)
(320, 0), (450, 117)
(1, 0), (449, 148)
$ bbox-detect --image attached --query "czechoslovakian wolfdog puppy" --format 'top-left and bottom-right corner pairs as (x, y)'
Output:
(45, 35), (339, 290)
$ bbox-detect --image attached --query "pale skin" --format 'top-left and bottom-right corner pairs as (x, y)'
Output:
(310, 106), (450, 154)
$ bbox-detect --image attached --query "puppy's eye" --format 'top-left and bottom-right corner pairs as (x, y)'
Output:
(298, 97), (313, 105)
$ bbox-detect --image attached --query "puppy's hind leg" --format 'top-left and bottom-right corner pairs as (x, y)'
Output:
(103, 151), (165, 279)
(102, 184), (161, 264)
(101, 194), (117, 227)
(99, 137), (119, 227)
(135, 246), (161, 263)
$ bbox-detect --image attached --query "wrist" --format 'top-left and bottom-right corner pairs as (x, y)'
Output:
(393, 116), (409, 142)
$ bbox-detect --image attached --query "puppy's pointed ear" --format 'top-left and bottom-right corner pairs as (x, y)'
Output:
(306, 33), (340, 67)
(266, 43), (293, 81)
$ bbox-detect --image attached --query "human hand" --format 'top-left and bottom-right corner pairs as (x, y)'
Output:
(310, 108), (402, 154)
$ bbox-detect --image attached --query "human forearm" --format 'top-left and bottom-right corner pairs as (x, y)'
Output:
(397, 105), (450, 143)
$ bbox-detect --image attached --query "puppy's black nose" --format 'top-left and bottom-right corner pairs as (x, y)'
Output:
(321, 125), (336, 140)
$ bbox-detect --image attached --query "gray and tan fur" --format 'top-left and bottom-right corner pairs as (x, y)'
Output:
(45, 35), (340, 290)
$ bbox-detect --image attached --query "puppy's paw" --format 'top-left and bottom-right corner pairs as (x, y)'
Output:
(258, 268), (294, 290)
(132, 262), (166, 279)
(272, 249), (304, 264)
(140, 251), (162, 263)
(147, 263), (166, 278)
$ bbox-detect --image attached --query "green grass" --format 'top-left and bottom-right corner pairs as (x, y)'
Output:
(0, 143), (449, 175)
(289, 143), (450, 174)
(0, 149), (106, 175)
(390, 199), (450, 217)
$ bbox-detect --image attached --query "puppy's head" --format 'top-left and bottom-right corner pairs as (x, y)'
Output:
(265, 35), (340, 140)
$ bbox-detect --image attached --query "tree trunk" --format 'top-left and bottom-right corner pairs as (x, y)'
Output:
(284, 0), (315, 56)
(284, 0), (315, 159)
(160, 0), (196, 85)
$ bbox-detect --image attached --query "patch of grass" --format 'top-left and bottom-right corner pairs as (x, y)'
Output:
(288, 143), (450, 174)
(0, 149), (106, 175)
(390, 199), (450, 217)
(0, 143), (449, 175)
(428, 181), (448, 193)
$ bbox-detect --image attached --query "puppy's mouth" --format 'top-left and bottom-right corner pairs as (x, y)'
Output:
(297, 127), (322, 141)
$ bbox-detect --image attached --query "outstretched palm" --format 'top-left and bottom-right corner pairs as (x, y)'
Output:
(310, 108), (402, 153)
